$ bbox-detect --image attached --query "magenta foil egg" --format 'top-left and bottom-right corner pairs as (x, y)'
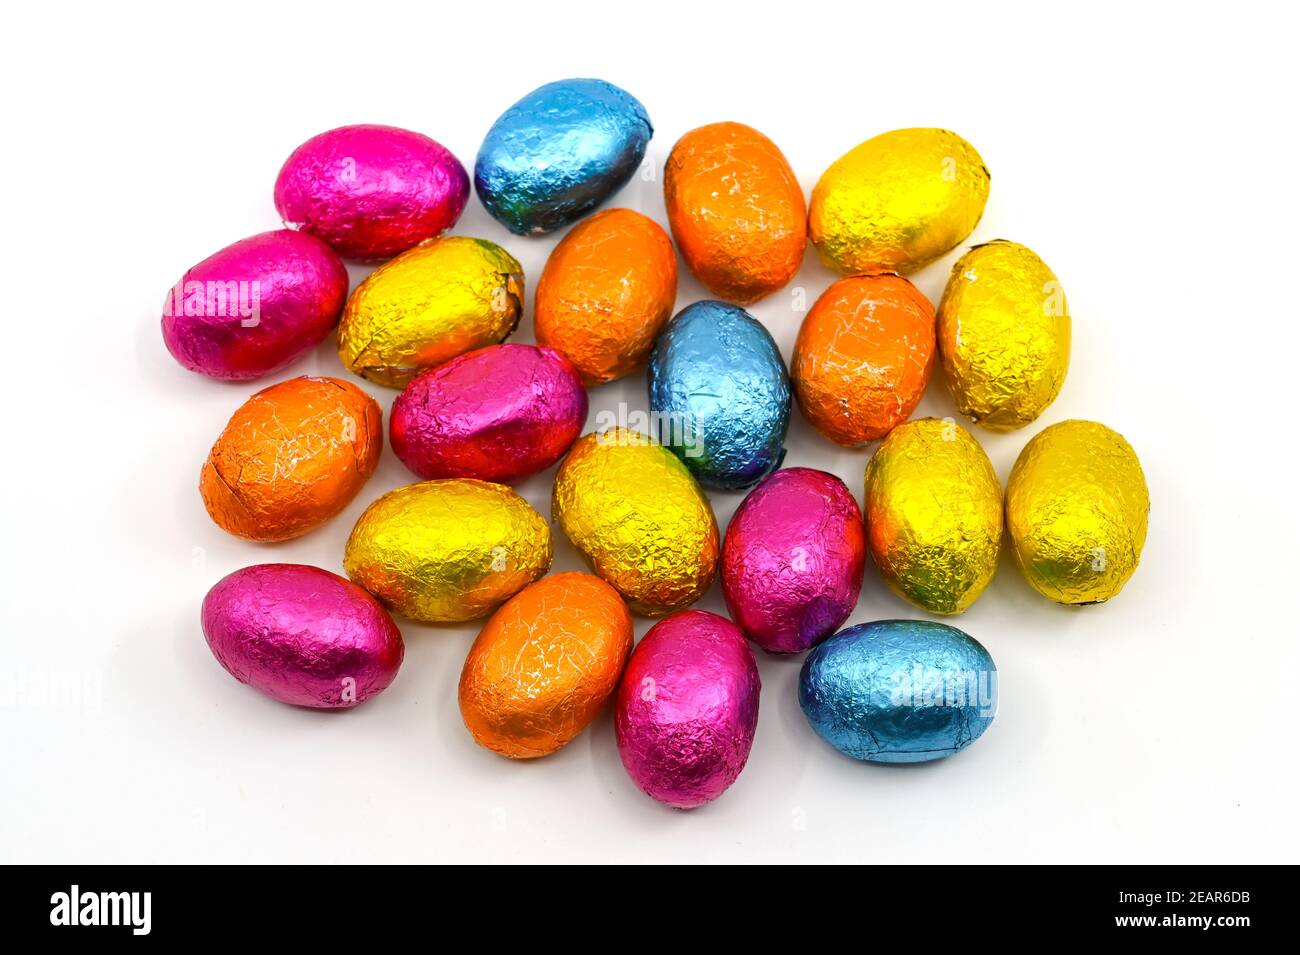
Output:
(721, 467), (866, 654)
(390, 344), (588, 484)
(615, 611), (761, 809)
(201, 564), (404, 708)
(274, 124), (470, 260)
(161, 229), (348, 381)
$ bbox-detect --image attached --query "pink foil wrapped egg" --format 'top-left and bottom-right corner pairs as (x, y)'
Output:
(201, 563), (404, 708)
(161, 230), (348, 381)
(615, 610), (761, 809)
(274, 124), (470, 260)
(721, 468), (866, 654)
(390, 344), (588, 483)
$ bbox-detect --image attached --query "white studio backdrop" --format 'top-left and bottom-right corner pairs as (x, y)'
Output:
(2, 1), (1297, 863)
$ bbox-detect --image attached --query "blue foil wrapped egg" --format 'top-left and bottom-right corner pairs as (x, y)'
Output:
(648, 301), (791, 490)
(799, 619), (998, 763)
(475, 78), (652, 235)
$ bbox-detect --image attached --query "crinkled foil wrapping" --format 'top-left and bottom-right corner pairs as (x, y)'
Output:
(274, 124), (470, 261)
(615, 610), (760, 809)
(721, 468), (865, 654)
(552, 429), (719, 616)
(162, 230), (347, 382)
(475, 78), (652, 235)
(202, 563), (404, 708)
(200, 376), (382, 542)
(864, 418), (1002, 614)
(809, 128), (989, 276)
(534, 208), (677, 385)
(799, 620), (997, 763)
(337, 236), (523, 388)
(937, 240), (1070, 431)
(1006, 419), (1149, 605)
(344, 479), (552, 623)
(647, 300), (790, 490)
(390, 344), (587, 484)
(459, 573), (632, 759)
(792, 273), (935, 446)
(663, 122), (806, 304)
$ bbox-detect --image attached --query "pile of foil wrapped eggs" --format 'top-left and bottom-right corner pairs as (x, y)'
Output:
(167, 78), (1150, 810)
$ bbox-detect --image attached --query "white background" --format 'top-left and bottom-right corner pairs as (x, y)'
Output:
(3, 1), (1297, 864)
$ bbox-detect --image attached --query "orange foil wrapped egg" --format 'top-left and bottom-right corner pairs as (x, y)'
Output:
(792, 273), (935, 446)
(534, 208), (677, 385)
(200, 376), (382, 542)
(459, 573), (633, 759)
(664, 122), (806, 304)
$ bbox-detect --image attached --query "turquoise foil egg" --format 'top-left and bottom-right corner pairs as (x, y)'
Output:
(799, 620), (998, 763)
(474, 78), (652, 235)
(647, 301), (791, 490)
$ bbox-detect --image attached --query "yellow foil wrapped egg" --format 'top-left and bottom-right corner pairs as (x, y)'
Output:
(459, 573), (633, 759)
(553, 429), (719, 615)
(864, 418), (1002, 614)
(338, 236), (523, 388)
(1006, 420), (1150, 605)
(344, 479), (551, 623)
(809, 128), (989, 275)
(937, 240), (1070, 431)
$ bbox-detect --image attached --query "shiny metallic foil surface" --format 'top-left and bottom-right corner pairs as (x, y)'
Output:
(274, 124), (470, 261)
(200, 376), (382, 542)
(475, 78), (652, 235)
(344, 479), (552, 623)
(1006, 420), (1149, 605)
(161, 230), (347, 382)
(202, 564), (404, 708)
(663, 122), (806, 304)
(534, 208), (677, 385)
(390, 344), (587, 484)
(552, 429), (719, 615)
(615, 610), (760, 809)
(800, 619), (997, 763)
(721, 468), (865, 654)
(937, 240), (1070, 431)
(459, 573), (633, 759)
(337, 236), (523, 388)
(792, 273), (935, 446)
(648, 301), (790, 490)
(864, 418), (1001, 614)
(809, 128), (989, 275)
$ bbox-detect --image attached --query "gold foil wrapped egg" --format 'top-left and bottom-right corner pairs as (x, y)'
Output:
(344, 479), (552, 623)
(459, 573), (633, 759)
(534, 208), (677, 386)
(809, 128), (990, 275)
(338, 236), (523, 388)
(663, 121), (806, 304)
(937, 240), (1070, 431)
(864, 418), (1002, 614)
(1006, 420), (1150, 605)
(200, 376), (382, 542)
(553, 429), (719, 615)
